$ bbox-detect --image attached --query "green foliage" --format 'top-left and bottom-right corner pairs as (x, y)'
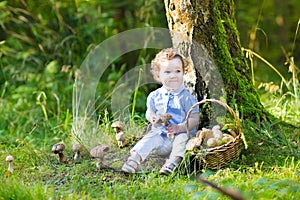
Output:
(236, 0), (300, 82)
(243, 42), (300, 126)
(0, 0), (165, 148)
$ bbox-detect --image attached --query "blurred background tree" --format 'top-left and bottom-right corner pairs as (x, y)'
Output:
(236, 0), (300, 83)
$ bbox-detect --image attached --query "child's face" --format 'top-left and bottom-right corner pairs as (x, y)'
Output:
(158, 57), (184, 91)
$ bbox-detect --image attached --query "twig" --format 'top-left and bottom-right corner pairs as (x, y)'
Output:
(196, 175), (246, 200)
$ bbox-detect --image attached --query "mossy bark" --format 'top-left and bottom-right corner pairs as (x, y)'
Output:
(164, 0), (265, 122)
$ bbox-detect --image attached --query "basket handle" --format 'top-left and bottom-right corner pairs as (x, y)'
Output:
(185, 99), (241, 138)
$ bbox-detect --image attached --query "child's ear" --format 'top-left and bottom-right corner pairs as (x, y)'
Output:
(155, 73), (160, 80)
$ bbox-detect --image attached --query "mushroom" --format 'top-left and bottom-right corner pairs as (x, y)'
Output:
(227, 129), (237, 137)
(72, 143), (83, 161)
(207, 138), (219, 148)
(90, 144), (110, 168)
(6, 155), (14, 173)
(212, 125), (223, 139)
(155, 114), (172, 127)
(115, 131), (126, 148)
(186, 137), (202, 151)
(111, 121), (125, 132)
(111, 121), (126, 148)
(212, 125), (221, 131)
(222, 134), (235, 143)
(51, 142), (66, 163)
(156, 114), (173, 139)
(199, 128), (214, 144)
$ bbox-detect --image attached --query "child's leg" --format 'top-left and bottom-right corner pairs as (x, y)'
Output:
(134, 134), (173, 160)
(122, 132), (165, 173)
(167, 133), (188, 158)
(160, 133), (188, 175)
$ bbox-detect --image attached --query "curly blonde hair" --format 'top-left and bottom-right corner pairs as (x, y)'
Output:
(151, 48), (189, 83)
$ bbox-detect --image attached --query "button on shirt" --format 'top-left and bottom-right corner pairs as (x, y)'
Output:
(146, 85), (199, 136)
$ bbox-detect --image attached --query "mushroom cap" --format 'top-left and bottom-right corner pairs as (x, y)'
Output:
(90, 144), (110, 158)
(72, 143), (83, 152)
(52, 142), (65, 154)
(207, 138), (218, 147)
(213, 129), (223, 139)
(111, 121), (125, 130)
(186, 137), (198, 151)
(6, 155), (14, 162)
(212, 125), (221, 131)
(161, 114), (172, 123)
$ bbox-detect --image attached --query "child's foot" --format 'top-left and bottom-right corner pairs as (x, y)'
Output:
(121, 153), (141, 173)
(159, 157), (182, 175)
(122, 160), (138, 173)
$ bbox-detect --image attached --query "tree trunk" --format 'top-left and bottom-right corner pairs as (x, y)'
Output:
(164, 0), (264, 122)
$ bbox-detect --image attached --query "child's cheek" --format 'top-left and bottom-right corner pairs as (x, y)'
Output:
(159, 73), (168, 82)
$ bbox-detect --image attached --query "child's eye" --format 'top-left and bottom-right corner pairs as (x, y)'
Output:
(176, 70), (182, 73)
(164, 71), (171, 74)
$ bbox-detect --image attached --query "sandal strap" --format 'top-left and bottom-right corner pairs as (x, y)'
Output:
(165, 162), (178, 170)
(160, 157), (183, 175)
(126, 158), (140, 168)
(122, 158), (140, 173)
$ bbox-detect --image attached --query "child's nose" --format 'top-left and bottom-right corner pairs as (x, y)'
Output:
(170, 72), (177, 77)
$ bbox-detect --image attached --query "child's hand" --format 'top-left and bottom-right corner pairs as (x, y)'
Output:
(151, 116), (163, 127)
(166, 124), (179, 140)
(166, 124), (179, 134)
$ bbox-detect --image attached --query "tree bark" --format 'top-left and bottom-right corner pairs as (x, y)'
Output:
(164, 0), (264, 122)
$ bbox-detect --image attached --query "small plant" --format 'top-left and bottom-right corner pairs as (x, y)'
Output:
(256, 56), (300, 126)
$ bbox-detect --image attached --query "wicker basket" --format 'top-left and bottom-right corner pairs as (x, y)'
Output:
(185, 99), (244, 170)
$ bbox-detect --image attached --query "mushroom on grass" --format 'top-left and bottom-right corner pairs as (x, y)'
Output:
(52, 142), (66, 163)
(72, 143), (84, 161)
(90, 144), (110, 168)
(111, 121), (126, 148)
(6, 155), (14, 173)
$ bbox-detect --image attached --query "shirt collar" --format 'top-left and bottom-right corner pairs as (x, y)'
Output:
(161, 84), (185, 95)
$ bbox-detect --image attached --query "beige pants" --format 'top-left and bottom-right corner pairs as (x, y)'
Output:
(130, 129), (188, 164)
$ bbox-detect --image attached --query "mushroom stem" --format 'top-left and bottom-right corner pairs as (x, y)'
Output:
(8, 162), (13, 173)
(58, 153), (66, 163)
(96, 157), (105, 168)
(74, 152), (80, 160)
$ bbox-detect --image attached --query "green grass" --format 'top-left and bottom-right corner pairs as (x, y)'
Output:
(0, 112), (299, 200)
(1, 150), (299, 200)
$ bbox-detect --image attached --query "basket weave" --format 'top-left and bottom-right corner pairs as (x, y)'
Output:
(185, 99), (243, 170)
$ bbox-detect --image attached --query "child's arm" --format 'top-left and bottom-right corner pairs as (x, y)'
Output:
(146, 109), (163, 127)
(146, 92), (163, 127)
